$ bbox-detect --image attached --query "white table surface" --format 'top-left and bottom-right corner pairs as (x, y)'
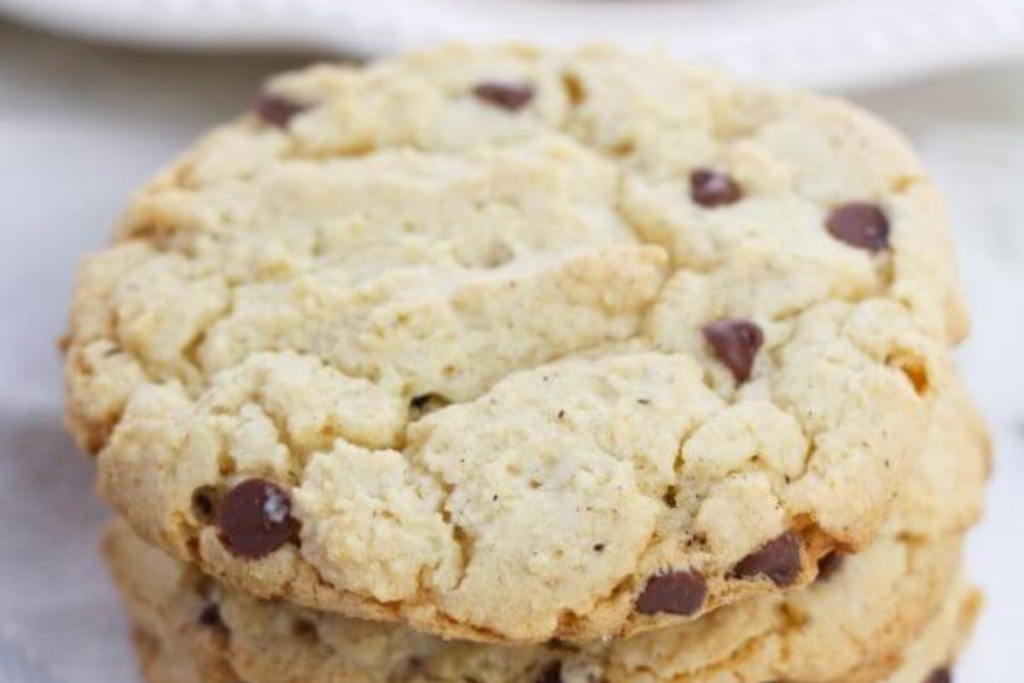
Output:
(0, 18), (1021, 683)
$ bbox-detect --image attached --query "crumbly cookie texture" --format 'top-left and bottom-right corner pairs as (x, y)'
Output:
(103, 374), (987, 683)
(67, 44), (968, 642)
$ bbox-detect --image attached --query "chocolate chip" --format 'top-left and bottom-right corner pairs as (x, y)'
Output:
(690, 169), (742, 208)
(826, 202), (890, 251)
(733, 531), (802, 586)
(472, 82), (535, 111)
(703, 319), (764, 383)
(535, 662), (562, 683)
(191, 486), (218, 523)
(291, 618), (318, 640)
(410, 393), (449, 419)
(816, 551), (846, 582)
(197, 600), (229, 636)
(198, 603), (222, 628)
(255, 92), (307, 128)
(218, 478), (295, 559)
(636, 569), (708, 616)
(923, 668), (952, 683)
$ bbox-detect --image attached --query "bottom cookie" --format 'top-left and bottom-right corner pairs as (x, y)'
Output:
(126, 582), (981, 683)
(105, 519), (979, 683)
(127, 585), (980, 683)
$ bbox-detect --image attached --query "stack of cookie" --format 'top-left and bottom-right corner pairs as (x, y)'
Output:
(63, 45), (988, 683)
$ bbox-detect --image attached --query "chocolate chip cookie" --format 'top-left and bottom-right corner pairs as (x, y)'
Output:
(106, 527), (978, 683)
(127, 584), (980, 683)
(66, 44), (969, 642)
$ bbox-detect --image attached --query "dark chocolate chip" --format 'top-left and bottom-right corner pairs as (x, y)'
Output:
(218, 478), (295, 559)
(291, 618), (318, 640)
(191, 486), (218, 523)
(395, 656), (426, 679)
(703, 319), (764, 383)
(733, 531), (802, 587)
(826, 202), (890, 251)
(816, 551), (846, 582)
(472, 82), (535, 111)
(410, 393), (450, 420)
(690, 169), (743, 208)
(535, 662), (563, 683)
(662, 486), (678, 508)
(198, 603), (222, 628)
(255, 92), (307, 128)
(923, 667), (952, 683)
(636, 569), (708, 616)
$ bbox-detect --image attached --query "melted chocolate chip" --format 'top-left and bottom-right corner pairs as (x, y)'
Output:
(690, 169), (743, 208)
(218, 478), (295, 559)
(472, 82), (535, 111)
(703, 319), (764, 383)
(636, 569), (708, 616)
(198, 603), (222, 628)
(733, 531), (802, 587)
(535, 662), (563, 683)
(826, 202), (890, 251)
(923, 668), (952, 683)
(816, 551), (846, 582)
(255, 92), (307, 128)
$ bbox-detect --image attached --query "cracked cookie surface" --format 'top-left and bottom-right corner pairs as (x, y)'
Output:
(103, 373), (987, 683)
(67, 44), (969, 642)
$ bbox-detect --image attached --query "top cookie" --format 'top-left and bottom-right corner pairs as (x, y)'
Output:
(65, 44), (966, 642)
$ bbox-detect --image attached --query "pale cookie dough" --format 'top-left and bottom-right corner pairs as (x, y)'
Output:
(67, 44), (970, 642)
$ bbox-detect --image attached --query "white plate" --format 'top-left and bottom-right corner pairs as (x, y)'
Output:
(1, 0), (1024, 90)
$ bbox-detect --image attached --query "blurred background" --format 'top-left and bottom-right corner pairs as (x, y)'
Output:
(0, 2), (1022, 683)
